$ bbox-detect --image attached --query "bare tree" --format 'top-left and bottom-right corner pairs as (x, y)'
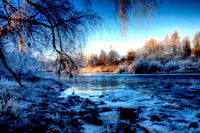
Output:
(193, 32), (200, 57)
(162, 33), (171, 55)
(88, 54), (99, 66)
(170, 30), (182, 56)
(73, 49), (86, 68)
(107, 50), (120, 65)
(0, 0), (102, 86)
(98, 50), (107, 66)
(113, 0), (158, 35)
(127, 50), (136, 61)
(0, 0), (158, 87)
(183, 36), (191, 58)
(143, 38), (159, 56)
(81, 0), (158, 35)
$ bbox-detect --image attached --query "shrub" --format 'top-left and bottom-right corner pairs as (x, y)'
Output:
(88, 54), (99, 66)
(174, 55), (182, 61)
(155, 54), (173, 64)
(165, 61), (180, 71)
(148, 61), (163, 73)
(180, 59), (193, 69)
(192, 59), (200, 69)
(134, 58), (163, 74)
(119, 56), (126, 63)
(126, 50), (136, 61)
(1, 49), (39, 81)
(98, 50), (107, 66)
(134, 58), (149, 74)
(194, 49), (200, 57)
(107, 50), (120, 65)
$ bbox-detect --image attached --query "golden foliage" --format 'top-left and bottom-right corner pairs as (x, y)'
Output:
(0, 26), (3, 38)
(18, 38), (26, 54)
(18, 40), (22, 54)
(116, 0), (158, 36)
(1, 0), (29, 53)
(143, 38), (160, 55)
(127, 50), (136, 61)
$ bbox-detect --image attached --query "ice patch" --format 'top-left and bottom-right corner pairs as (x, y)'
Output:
(82, 124), (104, 133)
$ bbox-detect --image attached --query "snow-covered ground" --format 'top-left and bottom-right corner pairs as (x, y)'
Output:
(1, 73), (200, 132)
(61, 73), (200, 132)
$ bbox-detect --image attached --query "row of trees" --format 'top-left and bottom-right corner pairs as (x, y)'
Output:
(85, 30), (200, 67)
(86, 50), (120, 66)
(85, 49), (136, 67)
(136, 30), (200, 59)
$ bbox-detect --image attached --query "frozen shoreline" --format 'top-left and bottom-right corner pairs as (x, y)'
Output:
(60, 73), (200, 132)
(0, 73), (200, 132)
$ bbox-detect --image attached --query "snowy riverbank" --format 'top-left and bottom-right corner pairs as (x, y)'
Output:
(0, 73), (200, 132)
(60, 73), (200, 132)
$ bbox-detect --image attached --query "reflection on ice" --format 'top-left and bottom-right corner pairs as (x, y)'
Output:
(60, 73), (200, 132)
(60, 86), (109, 96)
(61, 86), (126, 97)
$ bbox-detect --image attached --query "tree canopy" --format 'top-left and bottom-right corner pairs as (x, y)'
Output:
(0, 0), (158, 87)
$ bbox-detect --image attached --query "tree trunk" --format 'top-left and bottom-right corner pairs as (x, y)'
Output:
(0, 46), (24, 88)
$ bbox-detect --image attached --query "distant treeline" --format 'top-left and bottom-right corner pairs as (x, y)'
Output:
(85, 49), (135, 67)
(84, 30), (200, 67)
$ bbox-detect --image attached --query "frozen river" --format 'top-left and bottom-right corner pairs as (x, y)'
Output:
(60, 73), (200, 132)
(61, 73), (200, 99)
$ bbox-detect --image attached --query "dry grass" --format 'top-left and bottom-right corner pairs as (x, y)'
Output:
(0, 78), (80, 132)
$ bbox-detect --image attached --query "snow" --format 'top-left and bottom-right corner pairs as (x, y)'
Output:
(1, 71), (200, 132)
(82, 124), (104, 133)
(60, 73), (200, 132)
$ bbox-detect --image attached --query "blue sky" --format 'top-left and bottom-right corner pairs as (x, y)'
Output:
(83, 0), (200, 56)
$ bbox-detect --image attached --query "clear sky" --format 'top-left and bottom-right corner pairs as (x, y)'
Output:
(83, 0), (200, 56)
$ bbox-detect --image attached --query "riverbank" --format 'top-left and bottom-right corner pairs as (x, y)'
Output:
(1, 73), (200, 132)
(0, 77), (83, 132)
(61, 73), (200, 132)
(79, 58), (200, 74)
(80, 62), (135, 73)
